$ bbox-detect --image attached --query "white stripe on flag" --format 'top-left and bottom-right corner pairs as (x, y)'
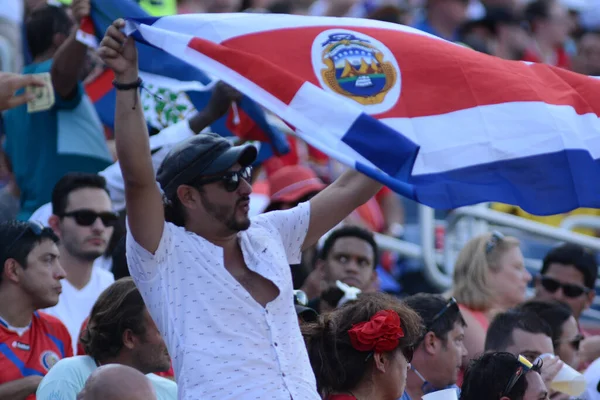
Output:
(382, 102), (600, 176)
(148, 13), (446, 45)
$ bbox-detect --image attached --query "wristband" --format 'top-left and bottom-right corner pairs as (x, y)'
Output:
(112, 78), (143, 91)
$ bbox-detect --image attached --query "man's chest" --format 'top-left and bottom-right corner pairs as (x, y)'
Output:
(0, 330), (63, 382)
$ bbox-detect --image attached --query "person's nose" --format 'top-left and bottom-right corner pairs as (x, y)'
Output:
(238, 177), (253, 196)
(54, 261), (66, 280)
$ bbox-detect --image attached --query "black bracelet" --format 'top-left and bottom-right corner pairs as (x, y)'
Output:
(112, 77), (143, 91)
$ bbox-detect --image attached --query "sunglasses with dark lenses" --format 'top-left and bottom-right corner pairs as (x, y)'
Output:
(4, 221), (45, 257)
(503, 355), (542, 397)
(539, 276), (591, 298)
(557, 334), (584, 351)
(61, 210), (119, 227)
(193, 166), (253, 193)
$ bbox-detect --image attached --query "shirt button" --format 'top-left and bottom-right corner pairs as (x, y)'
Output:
(282, 373), (286, 377)
(274, 342), (278, 347)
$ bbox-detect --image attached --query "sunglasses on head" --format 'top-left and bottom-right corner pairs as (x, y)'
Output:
(539, 276), (591, 298)
(193, 166), (253, 193)
(485, 231), (505, 254)
(503, 355), (542, 397)
(557, 334), (584, 351)
(4, 221), (45, 257)
(426, 297), (459, 331)
(61, 210), (119, 228)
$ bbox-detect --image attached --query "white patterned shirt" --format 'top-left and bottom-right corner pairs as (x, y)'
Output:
(126, 202), (320, 400)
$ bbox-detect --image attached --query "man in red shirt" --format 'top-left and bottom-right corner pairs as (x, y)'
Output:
(0, 220), (72, 399)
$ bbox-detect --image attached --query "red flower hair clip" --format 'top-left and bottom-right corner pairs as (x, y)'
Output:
(348, 310), (405, 353)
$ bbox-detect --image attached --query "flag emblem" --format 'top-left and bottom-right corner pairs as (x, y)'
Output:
(313, 30), (400, 113)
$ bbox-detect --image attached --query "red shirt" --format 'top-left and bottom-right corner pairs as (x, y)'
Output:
(0, 312), (73, 400)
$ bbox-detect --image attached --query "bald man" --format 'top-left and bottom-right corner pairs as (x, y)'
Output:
(76, 364), (157, 400)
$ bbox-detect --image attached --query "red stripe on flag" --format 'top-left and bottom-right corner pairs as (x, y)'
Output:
(85, 69), (115, 102)
(188, 37), (304, 106)
(216, 26), (600, 118)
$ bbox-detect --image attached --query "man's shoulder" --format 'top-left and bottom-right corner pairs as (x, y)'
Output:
(147, 373), (177, 398)
(250, 202), (311, 228)
(46, 355), (95, 375)
(92, 265), (115, 286)
(35, 311), (69, 332)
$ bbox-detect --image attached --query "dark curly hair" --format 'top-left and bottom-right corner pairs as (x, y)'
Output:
(302, 292), (423, 396)
(80, 278), (146, 361)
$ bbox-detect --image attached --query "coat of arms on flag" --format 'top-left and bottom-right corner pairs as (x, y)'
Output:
(313, 31), (400, 113)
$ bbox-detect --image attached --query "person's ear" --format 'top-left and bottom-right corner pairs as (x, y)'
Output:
(373, 352), (388, 373)
(422, 331), (439, 355)
(122, 329), (136, 350)
(585, 290), (595, 309)
(3, 258), (22, 284)
(48, 215), (61, 237)
(177, 185), (200, 210)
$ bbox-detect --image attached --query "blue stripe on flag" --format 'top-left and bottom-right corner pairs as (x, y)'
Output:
(355, 162), (416, 200)
(341, 113), (419, 180)
(411, 149), (600, 215)
(0, 343), (44, 377)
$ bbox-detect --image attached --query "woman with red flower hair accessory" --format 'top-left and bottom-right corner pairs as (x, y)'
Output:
(302, 292), (423, 400)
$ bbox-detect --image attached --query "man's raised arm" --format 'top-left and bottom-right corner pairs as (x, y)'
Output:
(98, 19), (164, 253)
(304, 170), (382, 250)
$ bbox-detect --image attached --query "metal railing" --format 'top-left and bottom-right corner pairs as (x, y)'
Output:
(372, 205), (600, 309)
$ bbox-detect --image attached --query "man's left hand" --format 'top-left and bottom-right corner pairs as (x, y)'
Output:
(71, 0), (90, 24)
(0, 72), (44, 111)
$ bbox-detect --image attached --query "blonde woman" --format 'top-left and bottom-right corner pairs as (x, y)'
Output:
(452, 232), (532, 371)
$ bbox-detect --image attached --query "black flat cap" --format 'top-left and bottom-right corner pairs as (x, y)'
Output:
(156, 132), (257, 198)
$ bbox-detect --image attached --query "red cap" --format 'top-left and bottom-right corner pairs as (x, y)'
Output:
(268, 165), (326, 203)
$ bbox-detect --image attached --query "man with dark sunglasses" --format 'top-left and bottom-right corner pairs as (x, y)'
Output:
(535, 243), (596, 325)
(99, 19), (385, 400)
(400, 295), (466, 400)
(0, 220), (72, 399)
(460, 352), (548, 400)
(43, 173), (117, 355)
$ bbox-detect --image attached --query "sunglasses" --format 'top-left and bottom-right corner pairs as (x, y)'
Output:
(539, 276), (591, 298)
(61, 210), (119, 228)
(485, 231), (505, 254)
(556, 334), (584, 351)
(4, 221), (45, 258)
(429, 297), (459, 328)
(503, 355), (542, 397)
(294, 290), (309, 307)
(193, 166), (253, 193)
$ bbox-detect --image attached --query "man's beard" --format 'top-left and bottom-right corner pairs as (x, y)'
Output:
(200, 193), (251, 232)
(63, 236), (105, 262)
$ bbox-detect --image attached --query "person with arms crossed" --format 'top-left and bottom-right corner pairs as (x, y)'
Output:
(98, 19), (385, 400)
(36, 277), (176, 400)
(0, 220), (72, 400)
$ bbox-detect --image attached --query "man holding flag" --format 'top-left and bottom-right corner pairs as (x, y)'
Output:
(99, 18), (383, 399)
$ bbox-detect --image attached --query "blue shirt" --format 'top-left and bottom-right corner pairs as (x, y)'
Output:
(3, 59), (113, 220)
